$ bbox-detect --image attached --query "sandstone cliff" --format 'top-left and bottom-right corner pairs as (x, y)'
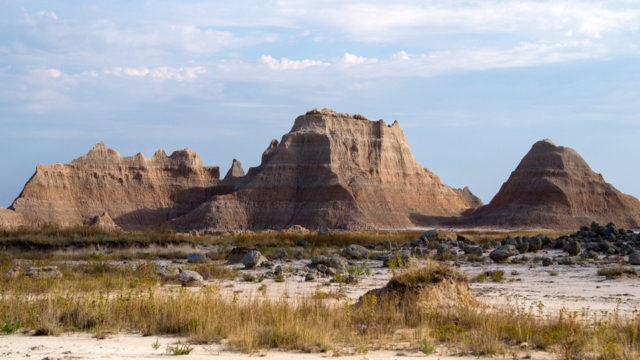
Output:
(175, 109), (475, 230)
(466, 139), (640, 229)
(6, 142), (219, 229)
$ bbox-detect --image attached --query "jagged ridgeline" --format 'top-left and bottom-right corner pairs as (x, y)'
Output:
(0, 109), (478, 231)
(2, 110), (639, 231)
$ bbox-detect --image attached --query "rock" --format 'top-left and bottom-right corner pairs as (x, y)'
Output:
(629, 251), (640, 265)
(464, 139), (640, 229)
(294, 250), (303, 260)
(5, 142), (219, 229)
(241, 250), (268, 269)
(597, 240), (611, 252)
(436, 243), (450, 254)
(271, 248), (289, 260)
(223, 158), (245, 180)
(305, 272), (316, 281)
(527, 237), (543, 252)
(187, 252), (206, 263)
(158, 265), (180, 280)
(177, 269), (203, 286)
(274, 265), (282, 276)
(172, 109), (475, 230)
(542, 257), (553, 266)
(227, 247), (251, 264)
(420, 230), (441, 241)
(457, 186), (483, 208)
(88, 212), (121, 232)
(558, 257), (575, 265)
(564, 241), (581, 256)
(312, 254), (348, 271)
(489, 245), (519, 263)
(344, 244), (369, 259)
(24, 266), (62, 279)
(515, 241), (529, 254)
(381, 250), (411, 267)
(463, 246), (483, 256)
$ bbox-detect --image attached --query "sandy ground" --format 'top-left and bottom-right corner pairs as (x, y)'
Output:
(0, 333), (555, 360)
(4, 251), (640, 359)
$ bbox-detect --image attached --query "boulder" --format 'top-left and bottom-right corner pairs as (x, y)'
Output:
(227, 247), (251, 264)
(489, 245), (519, 263)
(564, 241), (581, 256)
(187, 252), (206, 263)
(629, 251), (640, 265)
(241, 250), (268, 269)
(344, 244), (369, 259)
(177, 269), (203, 286)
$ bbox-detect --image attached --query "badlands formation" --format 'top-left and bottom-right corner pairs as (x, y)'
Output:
(465, 139), (640, 229)
(6, 142), (219, 230)
(0, 110), (639, 231)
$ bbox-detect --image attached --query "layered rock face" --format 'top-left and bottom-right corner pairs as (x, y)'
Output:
(176, 109), (475, 230)
(466, 139), (640, 229)
(7, 142), (219, 229)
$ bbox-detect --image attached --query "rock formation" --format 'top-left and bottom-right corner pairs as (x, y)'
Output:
(5, 142), (219, 229)
(223, 159), (245, 180)
(458, 186), (483, 208)
(466, 139), (640, 229)
(175, 109), (475, 230)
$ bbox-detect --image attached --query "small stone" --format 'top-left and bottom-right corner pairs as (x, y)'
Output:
(542, 257), (553, 266)
(305, 272), (316, 281)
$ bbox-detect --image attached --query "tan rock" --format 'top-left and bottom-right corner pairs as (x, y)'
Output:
(175, 109), (474, 230)
(466, 139), (640, 229)
(8, 142), (219, 229)
(223, 158), (245, 180)
(0, 206), (25, 229)
(88, 212), (122, 232)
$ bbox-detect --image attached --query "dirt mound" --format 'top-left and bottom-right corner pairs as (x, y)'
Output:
(465, 139), (640, 229)
(357, 264), (473, 310)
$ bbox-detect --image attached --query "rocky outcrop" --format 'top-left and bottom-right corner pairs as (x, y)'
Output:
(175, 109), (474, 230)
(223, 159), (245, 180)
(5, 142), (219, 229)
(88, 212), (121, 232)
(466, 139), (640, 229)
(0, 206), (25, 229)
(458, 186), (483, 208)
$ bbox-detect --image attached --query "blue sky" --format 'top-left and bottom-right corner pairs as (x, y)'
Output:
(2, 0), (640, 207)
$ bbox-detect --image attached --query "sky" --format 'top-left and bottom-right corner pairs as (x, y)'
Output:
(1, 0), (640, 207)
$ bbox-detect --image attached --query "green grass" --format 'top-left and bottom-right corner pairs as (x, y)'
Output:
(166, 342), (193, 355)
(471, 270), (505, 283)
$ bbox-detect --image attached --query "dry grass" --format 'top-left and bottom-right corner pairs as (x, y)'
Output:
(0, 262), (638, 358)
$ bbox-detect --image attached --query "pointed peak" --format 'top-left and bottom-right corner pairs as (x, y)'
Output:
(224, 158), (245, 180)
(93, 141), (107, 149)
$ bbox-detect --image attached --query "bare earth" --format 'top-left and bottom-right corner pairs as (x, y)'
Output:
(0, 333), (555, 360)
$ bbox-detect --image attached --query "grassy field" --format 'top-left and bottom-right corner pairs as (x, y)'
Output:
(0, 259), (638, 359)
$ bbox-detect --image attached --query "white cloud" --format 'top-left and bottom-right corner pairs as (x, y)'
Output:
(393, 50), (409, 60)
(103, 66), (207, 81)
(341, 52), (377, 65)
(260, 55), (330, 70)
(275, 1), (640, 43)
